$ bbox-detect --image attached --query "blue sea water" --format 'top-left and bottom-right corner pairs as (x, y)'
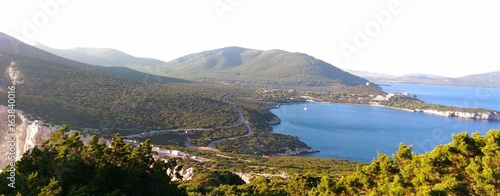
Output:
(380, 83), (500, 111)
(270, 84), (500, 163)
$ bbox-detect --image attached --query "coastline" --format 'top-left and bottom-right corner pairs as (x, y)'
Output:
(270, 100), (500, 121)
(266, 101), (320, 156)
(370, 104), (500, 121)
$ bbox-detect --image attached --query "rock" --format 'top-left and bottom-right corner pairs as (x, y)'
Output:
(421, 109), (500, 120)
(167, 165), (194, 181)
(280, 147), (319, 156)
(0, 106), (107, 168)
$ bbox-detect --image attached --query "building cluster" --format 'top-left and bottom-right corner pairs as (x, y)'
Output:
(373, 92), (412, 101)
(153, 147), (205, 163)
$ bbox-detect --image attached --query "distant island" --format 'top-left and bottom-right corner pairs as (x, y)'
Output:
(257, 84), (500, 121)
(348, 69), (500, 89)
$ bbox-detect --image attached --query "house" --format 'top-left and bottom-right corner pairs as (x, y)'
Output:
(171, 150), (181, 156)
(373, 95), (387, 101)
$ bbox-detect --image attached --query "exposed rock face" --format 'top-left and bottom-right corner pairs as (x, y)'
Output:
(8, 61), (24, 85)
(0, 106), (99, 169)
(382, 105), (500, 121)
(0, 106), (60, 168)
(166, 165), (194, 181)
(415, 109), (500, 120)
(267, 116), (281, 125)
(235, 171), (289, 184)
(281, 147), (319, 156)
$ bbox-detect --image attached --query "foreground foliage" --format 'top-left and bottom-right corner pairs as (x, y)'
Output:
(2, 127), (499, 195)
(329, 130), (500, 195)
(0, 126), (186, 196)
(185, 130), (500, 195)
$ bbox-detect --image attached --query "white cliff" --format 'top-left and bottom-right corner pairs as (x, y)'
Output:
(280, 147), (320, 156)
(0, 106), (60, 168)
(166, 165), (194, 181)
(8, 61), (23, 85)
(0, 106), (98, 168)
(414, 109), (500, 120)
(381, 105), (500, 121)
(235, 171), (289, 184)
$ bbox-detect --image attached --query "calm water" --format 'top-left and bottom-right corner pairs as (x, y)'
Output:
(380, 83), (500, 111)
(271, 84), (500, 163)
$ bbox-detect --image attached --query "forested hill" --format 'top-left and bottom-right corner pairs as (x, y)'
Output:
(0, 32), (186, 84)
(155, 46), (369, 89)
(0, 33), (247, 130)
(34, 43), (166, 66)
(0, 52), (242, 130)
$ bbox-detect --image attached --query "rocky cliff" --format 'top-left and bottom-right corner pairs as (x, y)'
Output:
(166, 165), (194, 181)
(380, 105), (500, 121)
(280, 147), (320, 156)
(414, 109), (500, 120)
(0, 106), (59, 168)
(0, 106), (98, 169)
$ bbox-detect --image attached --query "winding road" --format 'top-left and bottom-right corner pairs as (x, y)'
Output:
(125, 94), (254, 151)
(125, 128), (209, 138)
(205, 94), (253, 148)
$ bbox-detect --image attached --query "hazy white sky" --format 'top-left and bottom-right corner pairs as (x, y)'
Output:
(1, 0), (499, 77)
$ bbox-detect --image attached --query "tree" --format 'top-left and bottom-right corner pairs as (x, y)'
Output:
(0, 126), (187, 196)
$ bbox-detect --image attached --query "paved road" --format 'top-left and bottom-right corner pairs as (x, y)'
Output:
(124, 128), (209, 138)
(206, 120), (253, 148)
(206, 94), (253, 148)
(125, 94), (254, 151)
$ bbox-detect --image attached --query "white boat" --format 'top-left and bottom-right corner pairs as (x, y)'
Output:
(304, 104), (308, 110)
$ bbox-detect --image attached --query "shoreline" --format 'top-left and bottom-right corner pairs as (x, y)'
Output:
(269, 100), (500, 121)
(376, 82), (500, 90)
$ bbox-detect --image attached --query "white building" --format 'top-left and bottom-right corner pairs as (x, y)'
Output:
(171, 150), (181, 156)
(373, 95), (387, 101)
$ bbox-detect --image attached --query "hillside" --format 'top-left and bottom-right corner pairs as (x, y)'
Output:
(0, 33), (315, 160)
(34, 43), (166, 66)
(154, 47), (369, 89)
(0, 32), (185, 84)
(0, 53), (239, 130)
(0, 33), (242, 130)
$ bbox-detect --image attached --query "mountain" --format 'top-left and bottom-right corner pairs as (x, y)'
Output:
(155, 47), (369, 89)
(346, 69), (397, 79)
(455, 71), (500, 87)
(0, 32), (185, 84)
(0, 32), (236, 129)
(0, 33), (316, 165)
(34, 43), (166, 66)
(349, 69), (500, 88)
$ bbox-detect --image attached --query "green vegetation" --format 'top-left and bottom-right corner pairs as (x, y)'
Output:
(134, 131), (187, 147)
(313, 84), (385, 104)
(0, 126), (186, 195)
(190, 124), (248, 146)
(382, 96), (494, 113)
(180, 130), (500, 195)
(2, 125), (499, 195)
(331, 130), (500, 195)
(0, 54), (240, 130)
(214, 131), (309, 155)
(212, 94), (311, 155)
(149, 47), (368, 89)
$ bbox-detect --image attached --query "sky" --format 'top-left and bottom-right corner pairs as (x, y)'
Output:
(0, 0), (499, 78)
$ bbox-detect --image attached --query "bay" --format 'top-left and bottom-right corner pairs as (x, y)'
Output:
(270, 84), (500, 163)
(380, 83), (500, 111)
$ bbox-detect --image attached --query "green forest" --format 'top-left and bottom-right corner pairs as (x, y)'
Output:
(2, 127), (499, 195)
(0, 54), (243, 130)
